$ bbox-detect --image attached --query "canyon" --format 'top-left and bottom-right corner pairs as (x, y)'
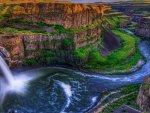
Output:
(1, 1), (150, 113)
(0, 2), (114, 67)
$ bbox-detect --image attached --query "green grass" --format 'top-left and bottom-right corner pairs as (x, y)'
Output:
(103, 16), (126, 28)
(12, 19), (69, 34)
(74, 39), (100, 59)
(109, 30), (135, 63)
(0, 16), (4, 22)
(101, 93), (139, 113)
(23, 41), (99, 66)
(128, 22), (137, 31)
(120, 84), (141, 95)
(11, 19), (102, 35)
(85, 30), (142, 72)
(0, 27), (51, 35)
(101, 84), (141, 113)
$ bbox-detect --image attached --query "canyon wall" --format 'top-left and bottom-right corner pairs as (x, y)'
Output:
(11, 3), (111, 28)
(0, 2), (112, 67)
(135, 18), (150, 38)
(137, 75), (150, 113)
(0, 34), (24, 66)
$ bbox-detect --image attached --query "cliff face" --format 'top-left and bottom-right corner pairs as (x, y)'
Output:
(1, 28), (100, 66)
(137, 75), (150, 112)
(135, 18), (150, 38)
(0, 2), (112, 67)
(11, 3), (111, 28)
(0, 34), (24, 66)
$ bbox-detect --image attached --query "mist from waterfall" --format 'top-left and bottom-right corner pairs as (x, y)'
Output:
(0, 56), (34, 105)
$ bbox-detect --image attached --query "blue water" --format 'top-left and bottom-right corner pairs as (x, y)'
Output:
(1, 40), (149, 113)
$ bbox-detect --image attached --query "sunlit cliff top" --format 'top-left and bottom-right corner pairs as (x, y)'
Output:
(0, 0), (70, 4)
(0, 0), (111, 15)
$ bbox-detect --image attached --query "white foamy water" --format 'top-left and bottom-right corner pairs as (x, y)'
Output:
(120, 28), (134, 35)
(0, 56), (34, 104)
(56, 80), (72, 113)
(92, 96), (98, 103)
(0, 56), (14, 85)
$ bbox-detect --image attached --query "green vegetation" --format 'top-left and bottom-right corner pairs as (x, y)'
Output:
(101, 84), (141, 113)
(86, 30), (142, 72)
(24, 50), (59, 65)
(103, 16), (126, 28)
(0, 5), (143, 72)
(24, 38), (74, 65)
(22, 24), (141, 71)
(24, 40), (99, 66)
(74, 41), (99, 59)
(0, 6), (10, 22)
(10, 19), (102, 35)
(120, 84), (141, 95)
(109, 30), (135, 62)
(101, 93), (139, 113)
(12, 19), (70, 34)
(128, 22), (137, 31)
(0, 27), (50, 35)
(77, 34), (97, 43)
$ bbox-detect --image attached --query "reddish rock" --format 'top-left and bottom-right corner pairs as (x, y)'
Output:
(0, 35), (24, 66)
(11, 2), (111, 28)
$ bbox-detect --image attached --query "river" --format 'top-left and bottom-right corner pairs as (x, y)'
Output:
(1, 34), (150, 113)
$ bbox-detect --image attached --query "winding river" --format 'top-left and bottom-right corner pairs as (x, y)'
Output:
(1, 33), (150, 113)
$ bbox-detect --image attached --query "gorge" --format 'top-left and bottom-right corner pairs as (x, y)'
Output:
(0, 38), (150, 113)
(0, 0), (150, 113)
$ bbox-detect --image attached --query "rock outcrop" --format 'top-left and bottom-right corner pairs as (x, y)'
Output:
(135, 18), (150, 38)
(0, 2), (112, 67)
(10, 3), (111, 28)
(0, 34), (24, 66)
(137, 75), (150, 112)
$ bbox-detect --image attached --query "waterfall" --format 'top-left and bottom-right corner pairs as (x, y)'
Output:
(0, 56), (14, 85)
(0, 55), (34, 105)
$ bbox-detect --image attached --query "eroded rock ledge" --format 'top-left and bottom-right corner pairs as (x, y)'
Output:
(137, 75), (150, 112)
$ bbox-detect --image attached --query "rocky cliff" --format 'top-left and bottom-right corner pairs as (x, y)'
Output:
(135, 18), (150, 38)
(137, 75), (150, 112)
(10, 2), (111, 28)
(0, 34), (24, 66)
(0, 2), (112, 67)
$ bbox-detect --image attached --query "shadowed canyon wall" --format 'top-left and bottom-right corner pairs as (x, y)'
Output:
(135, 18), (150, 38)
